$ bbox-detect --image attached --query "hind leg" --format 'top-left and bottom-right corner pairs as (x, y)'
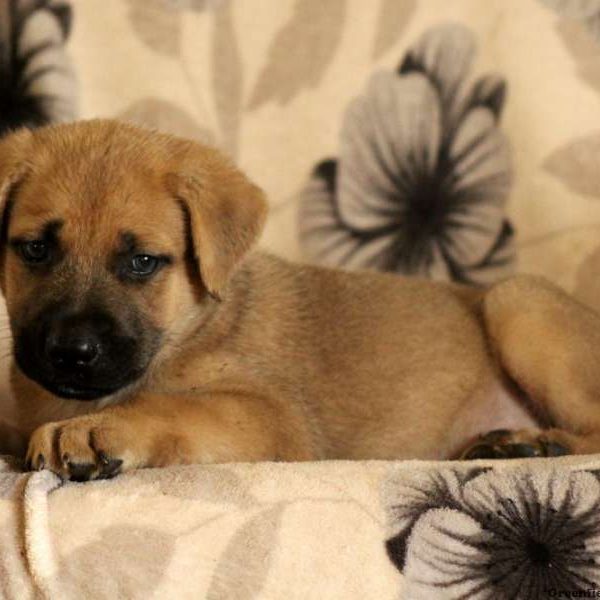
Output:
(462, 275), (600, 460)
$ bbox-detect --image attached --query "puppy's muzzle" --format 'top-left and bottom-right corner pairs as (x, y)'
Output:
(14, 303), (153, 402)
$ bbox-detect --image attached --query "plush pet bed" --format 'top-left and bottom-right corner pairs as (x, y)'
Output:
(1, 454), (599, 599)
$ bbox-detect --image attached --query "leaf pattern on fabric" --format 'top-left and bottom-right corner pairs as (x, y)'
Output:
(556, 19), (600, 95)
(126, 0), (181, 57)
(133, 466), (258, 507)
(299, 23), (515, 286)
(248, 0), (346, 109)
(212, 1), (243, 157)
(384, 467), (600, 598)
(542, 0), (600, 18)
(543, 133), (600, 199)
(206, 504), (286, 600)
(59, 526), (176, 597)
(541, 0), (600, 40)
(372, 0), (416, 60)
(117, 97), (215, 144)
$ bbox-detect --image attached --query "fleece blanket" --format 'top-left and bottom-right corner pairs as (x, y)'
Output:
(1, 455), (600, 600)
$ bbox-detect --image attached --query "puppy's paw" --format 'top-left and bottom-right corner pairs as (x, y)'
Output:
(25, 416), (134, 481)
(460, 428), (570, 460)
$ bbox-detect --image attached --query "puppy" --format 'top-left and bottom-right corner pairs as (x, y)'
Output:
(0, 119), (598, 481)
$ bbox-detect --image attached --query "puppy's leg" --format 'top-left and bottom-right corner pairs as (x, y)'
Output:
(464, 275), (600, 459)
(25, 392), (315, 481)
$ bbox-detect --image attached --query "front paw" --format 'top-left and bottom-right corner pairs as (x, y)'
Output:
(25, 416), (128, 481)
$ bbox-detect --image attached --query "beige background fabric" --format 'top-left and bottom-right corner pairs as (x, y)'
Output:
(2, 0), (600, 418)
(68, 0), (600, 291)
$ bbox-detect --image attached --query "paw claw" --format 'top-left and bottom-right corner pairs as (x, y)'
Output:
(37, 454), (45, 471)
(67, 462), (96, 482)
(97, 450), (110, 466)
(98, 455), (122, 479)
(27, 419), (129, 481)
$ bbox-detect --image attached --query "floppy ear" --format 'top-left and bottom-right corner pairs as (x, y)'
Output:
(0, 129), (32, 288)
(166, 146), (268, 300)
(0, 128), (32, 216)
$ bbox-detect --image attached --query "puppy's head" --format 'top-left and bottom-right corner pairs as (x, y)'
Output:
(0, 120), (267, 400)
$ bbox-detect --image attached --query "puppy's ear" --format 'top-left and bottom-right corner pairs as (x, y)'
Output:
(166, 146), (268, 299)
(0, 128), (32, 205)
(0, 129), (32, 274)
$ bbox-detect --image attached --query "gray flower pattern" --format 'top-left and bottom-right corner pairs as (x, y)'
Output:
(299, 23), (515, 285)
(0, 0), (77, 135)
(384, 467), (600, 599)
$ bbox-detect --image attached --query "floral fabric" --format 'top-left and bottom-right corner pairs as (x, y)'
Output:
(384, 465), (600, 598)
(0, 0), (76, 134)
(32, 0), (595, 305)
(3, 0), (600, 293)
(299, 24), (514, 284)
(1, 456), (600, 599)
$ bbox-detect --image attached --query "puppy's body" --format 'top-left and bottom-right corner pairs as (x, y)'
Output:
(0, 120), (598, 479)
(15, 254), (518, 460)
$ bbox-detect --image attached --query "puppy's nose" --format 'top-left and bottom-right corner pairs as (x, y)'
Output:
(46, 335), (100, 370)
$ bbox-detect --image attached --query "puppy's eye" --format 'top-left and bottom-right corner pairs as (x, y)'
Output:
(20, 240), (50, 264)
(129, 254), (159, 277)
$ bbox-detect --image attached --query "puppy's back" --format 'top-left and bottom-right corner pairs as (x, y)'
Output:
(236, 253), (491, 458)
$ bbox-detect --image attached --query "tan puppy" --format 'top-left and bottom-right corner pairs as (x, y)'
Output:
(0, 119), (598, 481)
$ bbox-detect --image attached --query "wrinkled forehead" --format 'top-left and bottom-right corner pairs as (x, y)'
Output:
(8, 151), (185, 255)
